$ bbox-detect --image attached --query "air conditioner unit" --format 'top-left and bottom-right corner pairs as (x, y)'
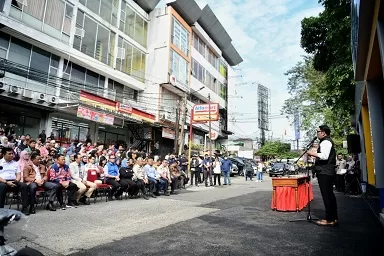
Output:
(74, 27), (85, 38)
(9, 85), (20, 94)
(22, 89), (33, 98)
(37, 93), (46, 101)
(48, 95), (57, 104)
(160, 114), (166, 120)
(166, 113), (173, 120)
(116, 47), (126, 59)
(0, 80), (6, 91)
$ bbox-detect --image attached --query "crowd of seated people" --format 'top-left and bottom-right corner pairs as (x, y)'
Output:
(0, 133), (191, 215)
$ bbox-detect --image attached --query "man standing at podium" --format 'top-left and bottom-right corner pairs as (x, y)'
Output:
(306, 125), (338, 226)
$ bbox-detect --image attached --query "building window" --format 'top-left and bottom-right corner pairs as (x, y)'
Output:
(170, 50), (188, 88)
(207, 48), (218, 69)
(115, 37), (146, 83)
(191, 58), (205, 84)
(108, 79), (138, 102)
(60, 60), (106, 99)
(219, 60), (228, 79)
(172, 17), (189, 56)
(79, 0), (118, 26)
(192, 32), (205, 57)
(74, 10), (115, 67)
(219, 82), (227, 100)
(10, 0), (73, 43)
(119, 0), (148, 47)
(2, 33), (59, 95)
(161, 88), (179, 121)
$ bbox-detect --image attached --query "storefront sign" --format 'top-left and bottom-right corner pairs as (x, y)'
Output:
(162, 127), (175, 140)
(77, 106), (114, 126)
(131, 108), (156, 123)
(192, 103), (219, 122)
(80, 91), (117, 112)
(118, 103), (133, 114)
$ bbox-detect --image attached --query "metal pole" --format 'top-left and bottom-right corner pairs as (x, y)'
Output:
(208, 93), (212, 159)
(178, 94), (187, 155)
(188, 107), (194, 176)
(204, 134), (207, 152)
(174, 100), (180, 154)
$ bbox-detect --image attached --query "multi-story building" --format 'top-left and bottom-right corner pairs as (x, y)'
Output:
(0, 0), (160, 148)
(146, 0), (242, 155)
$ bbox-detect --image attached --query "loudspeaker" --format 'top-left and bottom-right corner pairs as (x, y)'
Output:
(347, 134), (361, 153)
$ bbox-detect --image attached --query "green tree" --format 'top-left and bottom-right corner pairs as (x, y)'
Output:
(283, 0), (354, 152)
(256, 141), (299, 159)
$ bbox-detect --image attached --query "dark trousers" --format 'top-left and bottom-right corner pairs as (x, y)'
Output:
(121, 179), (137, 196)
(190, 171), (199, 185)
(106, 179), (124, 197)
(135, 179), (146, 195)
(214, 173), (221, 186)
(335, 174), (345, 192)
(318, 174), (338, 221)
(159, 177), (169, 192)
(170, 177), (178, 192)
(204, 169), (213, 186)
(0, 181), (24, 208)
(20, 182), (58, 207)
(56, 182), (78, 204)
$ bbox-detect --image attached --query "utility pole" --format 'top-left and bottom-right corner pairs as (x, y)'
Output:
(208, 93), (212, 159)
(178, 93), (187, 155)
(174, 100), (180, 154)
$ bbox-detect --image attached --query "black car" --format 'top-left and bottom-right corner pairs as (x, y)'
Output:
(269, 163), (288, 177)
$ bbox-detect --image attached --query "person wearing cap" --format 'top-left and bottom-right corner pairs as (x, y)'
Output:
(307, 125), (338, 226)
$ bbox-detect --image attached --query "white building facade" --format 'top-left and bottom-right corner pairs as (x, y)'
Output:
(0, 0), (161, 149)
(146, 0), (243, 155)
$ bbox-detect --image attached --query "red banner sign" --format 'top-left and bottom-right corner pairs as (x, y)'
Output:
(79, 91), (117, 111)
(118, 103), (133, 114)
(77, 106), (114, 125)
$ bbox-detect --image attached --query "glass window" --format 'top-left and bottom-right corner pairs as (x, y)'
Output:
(170, 50), (188, 87)
(122, 43), (133, 75)
(45, 0), (65, 31)
(100, 0), (112, 24)
(171, 17), (189, 55)
(82, 16), (97, 57)
(109, 31), (115, 67)
(87, 0), (100, 15)
(0, 32), (10, 49)
(125, 7), (135, 39)
(132, 47), (142, 81)
(96, 25), (109, 64)
(23, 0), (45, 30)
(29, 46), (50, 80)
(134, 14), (144, 46)
(8, 37), (31, 66)
(71, 63), (86, 87)
(85, 69), (99, 87)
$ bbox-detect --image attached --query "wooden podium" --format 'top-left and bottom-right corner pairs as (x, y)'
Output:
(271, 176), (312, 212)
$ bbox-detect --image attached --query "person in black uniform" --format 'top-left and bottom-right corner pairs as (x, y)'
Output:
(307, 125), (338, 226)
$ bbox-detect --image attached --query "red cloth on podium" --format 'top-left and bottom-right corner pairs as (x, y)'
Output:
(271, 182), (314, 211)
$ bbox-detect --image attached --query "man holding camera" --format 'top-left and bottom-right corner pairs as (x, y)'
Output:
(0, 147), (26, 208)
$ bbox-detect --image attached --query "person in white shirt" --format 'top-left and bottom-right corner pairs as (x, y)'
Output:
(69, 154), (96, 205)
(213, 157), (222, 186)
(132, 158), (149, 200)
(0, 147), (24, 208)
(257, 161), (264, 182)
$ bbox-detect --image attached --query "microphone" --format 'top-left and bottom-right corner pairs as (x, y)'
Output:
(305, 136), (317, 148)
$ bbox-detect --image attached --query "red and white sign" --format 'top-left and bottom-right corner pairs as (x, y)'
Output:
(192, 103), (219, 122)
(162, 127), (175, 140)
(118, 103), (133, 114)
(77, 106), (114, 125)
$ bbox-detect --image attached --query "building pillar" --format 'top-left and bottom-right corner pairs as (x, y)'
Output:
(89, 122), (99, 145)
(357, 119), (367, 182)
(55, 58), (64, 97)
(366, 81), (384, 211)
(40, 112), (53, 135)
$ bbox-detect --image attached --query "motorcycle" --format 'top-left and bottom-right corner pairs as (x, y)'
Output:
(0, 209), (44, 256)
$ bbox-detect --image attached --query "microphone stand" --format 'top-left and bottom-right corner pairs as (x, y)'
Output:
(289, 138), (318, 223)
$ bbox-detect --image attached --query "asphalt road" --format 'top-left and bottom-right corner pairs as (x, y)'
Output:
(5, 176), (384, 256)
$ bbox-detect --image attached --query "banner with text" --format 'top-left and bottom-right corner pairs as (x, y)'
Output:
(192, 103), (219, 122)
(77, 106), (114, 125)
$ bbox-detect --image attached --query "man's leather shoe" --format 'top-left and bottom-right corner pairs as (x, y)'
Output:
(29, 206), (36, 214)
(46, 203), (56, 211)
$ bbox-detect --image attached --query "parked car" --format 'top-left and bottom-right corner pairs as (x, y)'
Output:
(269, 162), (288, 177)
(229, 158), (245, 176)
(230, 163), (239, 176)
